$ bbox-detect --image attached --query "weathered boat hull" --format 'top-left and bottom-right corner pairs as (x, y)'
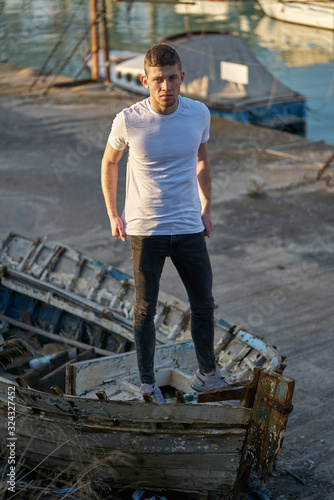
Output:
(258, 0), (334, 30)
(0, 233), (294, 498)
(0, 377), (248, 496)
(0, 339), (294, 499)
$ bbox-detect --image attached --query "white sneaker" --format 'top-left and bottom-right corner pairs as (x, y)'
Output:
(140, 383), (164, 403)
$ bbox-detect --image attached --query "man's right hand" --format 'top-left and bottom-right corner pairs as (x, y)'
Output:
(110, 215), (127, 242)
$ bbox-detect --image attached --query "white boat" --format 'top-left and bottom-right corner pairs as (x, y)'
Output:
(174, 0), (230, 21)
(111, 53), (148, 95)
(84, 48), (143, 84)
(257, 0), (334, 30)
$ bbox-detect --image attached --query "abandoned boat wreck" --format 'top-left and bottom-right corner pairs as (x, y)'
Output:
(0, 233), (295, 499)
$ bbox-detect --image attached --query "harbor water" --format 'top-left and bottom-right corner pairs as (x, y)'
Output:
(1, 0), (334, 144)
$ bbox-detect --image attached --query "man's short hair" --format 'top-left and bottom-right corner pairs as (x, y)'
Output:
(144, 44), (182, 75)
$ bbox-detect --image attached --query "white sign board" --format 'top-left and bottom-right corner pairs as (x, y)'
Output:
(220, 62), (249, 85)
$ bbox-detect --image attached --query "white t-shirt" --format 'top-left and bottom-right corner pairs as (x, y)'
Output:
(108, 95), (210, 235)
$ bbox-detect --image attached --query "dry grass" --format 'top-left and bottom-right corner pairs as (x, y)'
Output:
(0, 419), (135, 500)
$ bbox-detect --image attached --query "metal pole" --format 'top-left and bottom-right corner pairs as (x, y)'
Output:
(90, 0), (99, 81)
(99, 0), (110, 84)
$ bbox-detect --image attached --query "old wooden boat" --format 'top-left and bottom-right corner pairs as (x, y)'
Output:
(110, 32), (307, 134)
(258, 0), (334, 30)
(0, 330), (294, 499)
(0, 233), (294, 499)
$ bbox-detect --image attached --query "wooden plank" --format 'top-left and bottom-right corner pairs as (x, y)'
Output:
(231, 370), (295, 498)
(39, 245), (66, 280)
(17, 237), (45, 272)
(0, 314), (113, 356)
(197, 385), (247, 403)
(253, 371), (295, 479)
(39, 362), (67, 393)
(28, 350), (72, 391)
(72, 340), (196, 395)
(65, 257), (87, 291)
(265, 147), (323, 167)
(5, 412), (247, 454)
(0, 379), (252, 425)
(85, 268), (107, 300)
(65, 361), (76, 395)
(13, 427), (244, 464)
(266, 140), (324, 151)
(24, 362), (52, 388)
(76, 347), (96, 362)
(39, 349), (74, 392)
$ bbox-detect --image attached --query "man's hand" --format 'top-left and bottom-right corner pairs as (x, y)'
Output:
(202, 211), (213, 238)
(110, 215), (127, 242)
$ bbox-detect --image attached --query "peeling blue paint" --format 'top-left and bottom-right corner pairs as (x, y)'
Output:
(237, 330), (268, 354)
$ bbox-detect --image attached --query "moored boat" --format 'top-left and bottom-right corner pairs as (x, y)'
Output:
(110, 32), (307, 134)
(257, 0), (334, 30)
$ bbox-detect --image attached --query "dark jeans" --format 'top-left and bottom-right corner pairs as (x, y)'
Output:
(131, 232), (216, 385)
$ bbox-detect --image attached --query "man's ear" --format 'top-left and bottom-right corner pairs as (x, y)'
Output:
(141, 74), (149, 88)
(180, 71), (185, 84)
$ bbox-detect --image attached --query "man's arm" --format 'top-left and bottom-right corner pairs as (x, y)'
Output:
(101, 141), (126, 241)
(197, 141), (213, 238)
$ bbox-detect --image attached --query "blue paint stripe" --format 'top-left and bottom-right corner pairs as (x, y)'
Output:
(237, 330), (268, 354)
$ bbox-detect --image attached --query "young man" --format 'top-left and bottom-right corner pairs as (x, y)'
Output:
(101, 44), (227, 402)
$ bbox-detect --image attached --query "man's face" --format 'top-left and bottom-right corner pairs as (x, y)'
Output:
(141, 64), (185, 115)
